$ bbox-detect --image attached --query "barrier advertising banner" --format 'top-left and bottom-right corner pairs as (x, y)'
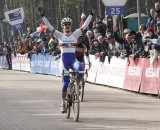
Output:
(49, 56), (60, 76)
(12, 54), (30, 71)
(0, 56), (3, 68)
(108, 57), (127, 88)
(0, 56), (8, 69)
(30, 54), (61, 76)
(87, 55), (99, 83)
(12, 54), (21, 70)
(95, 56), (110, 85)
(123, 58), (144, 92)
(140, 58), (160, 95)
(30, 54), (38, 73)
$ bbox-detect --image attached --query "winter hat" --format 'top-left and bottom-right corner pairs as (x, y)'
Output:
(147, 27), (154, 33)
(81, 13), (86, 19)
(123, 29), (130, 34)
(128, 30), (136, 36)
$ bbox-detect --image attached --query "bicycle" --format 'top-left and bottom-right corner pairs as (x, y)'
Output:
(62, 69), (83, 122)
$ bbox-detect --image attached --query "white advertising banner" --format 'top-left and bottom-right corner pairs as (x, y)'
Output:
(19, 54), (30, 72)
(87, 55), (99, 83)
(4, 7), (24, 25)
(12, 54), (21, 70)
(12, 54), (30, 72)
(95, 56), (110, 85)
(108, 57), (127, 88)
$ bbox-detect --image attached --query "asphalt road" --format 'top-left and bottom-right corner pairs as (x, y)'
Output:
(0, 69), (160, 130)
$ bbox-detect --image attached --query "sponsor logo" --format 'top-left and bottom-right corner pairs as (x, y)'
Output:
(145, 67), (159, 78)
(63, 40), (74, 43)
(8, 9), (22, 22)
(128, 66), (141, 76)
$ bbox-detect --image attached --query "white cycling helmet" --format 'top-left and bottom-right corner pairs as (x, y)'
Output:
(61, 17), (72, 26)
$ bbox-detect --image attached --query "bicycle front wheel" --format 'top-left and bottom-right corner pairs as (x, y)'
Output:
(65, 94), (71, 118)
(72, 84), (80, 122)
(79, 79), (85, 102)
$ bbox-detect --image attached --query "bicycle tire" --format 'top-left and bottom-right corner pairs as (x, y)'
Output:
(66, 83), (73, 118)
(65, 95), (71, 118)
(72, 83), (80, 122)
(79, 79), (85, 102)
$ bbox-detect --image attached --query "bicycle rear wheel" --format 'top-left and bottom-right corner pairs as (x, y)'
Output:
(79, 79), (85, 102)
(72, 84), (80, 122)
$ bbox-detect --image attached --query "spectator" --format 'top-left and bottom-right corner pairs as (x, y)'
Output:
(44, 34), (50, 43)
(107, 34), (121, 63)
(156, 16), (160, 23)
(128, 30), (144, 58)
(97, 35), (108, 62)
(86, 30), (94, 45)
(143, 27), (158, 58)
(93, 28), (98, 36)
(144, 27), (159, 67)
(146, 27), (158, 39)
(155, 2), (160, 30)
(156, 22), (160, 36)
(112, 28), (132, 59)
(113, 27), (130, 42)
(139, 24), (147, 36)
(49, 33), (58, 44)
(18, 41), (27, 55)
(3, 41), (12, 69)
(119, 33), (133, 59)
(123, 28), (130, 40)
(26, 38), (33, 58)
(89, 40), (104, 61)
(146, 8), (156, 29)
(0, 45), (3, 56)
(26, 27), (33, 37)
(150, 37), (160, 67)
(40, 41), (48, 54)
(94, 16), (107, 37)
(48, 39), (55, 54)
(92, 16), (99, 29)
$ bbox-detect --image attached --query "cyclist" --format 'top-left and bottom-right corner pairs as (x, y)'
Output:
(38, 7), (94, 113)
(76, 34), (91, 65)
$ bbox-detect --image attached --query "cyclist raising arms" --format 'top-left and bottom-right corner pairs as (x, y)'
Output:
(38, 7), (94, 113)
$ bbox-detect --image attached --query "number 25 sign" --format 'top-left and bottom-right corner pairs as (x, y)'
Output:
(106, 6), (125, 15)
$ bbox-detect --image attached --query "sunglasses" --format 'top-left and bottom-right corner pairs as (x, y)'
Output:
(63, 23), (71, 26)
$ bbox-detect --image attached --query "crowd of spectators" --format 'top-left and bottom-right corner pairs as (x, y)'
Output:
(1, 1), (160, 69)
